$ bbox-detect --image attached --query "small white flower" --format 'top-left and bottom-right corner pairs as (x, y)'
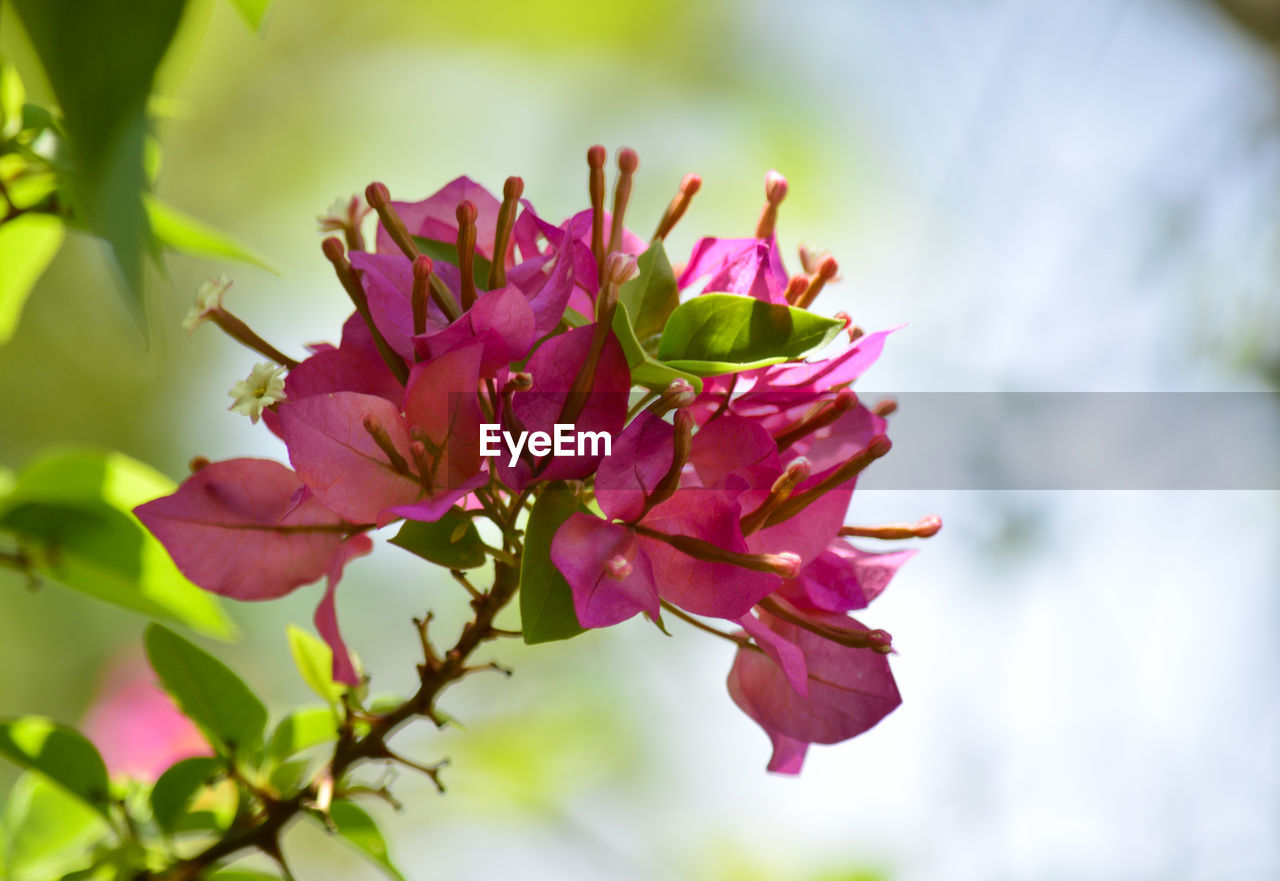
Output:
(228, 362), (287, 424)
(183, 275), (232, 335)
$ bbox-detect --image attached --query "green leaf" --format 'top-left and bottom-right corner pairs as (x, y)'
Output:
(389, 507), (485, 569)
(0, 63), (26, 138)
(266, 708), (339, 763)
(144, 624), (268, 756)
(0, 213), (64, 344)
(207, 871), (284, 881)
(1, 773), (107, 881)
(619, 243), (679, 342)
(412, 235), (492, 292)
(10, 0), (188, 305)
(0, 449), (234, 638)
(150, 756), (221, 835)
(656, 293), (844, 376)
(327, 800), (406, 881)
(286, 625), (343, 709)
(225, 0), (273, 31)
(146, 197), (277, 273)
(0, 719), (110, 815)
(519, 483), (585, 644)
(612, 298), (703, 393)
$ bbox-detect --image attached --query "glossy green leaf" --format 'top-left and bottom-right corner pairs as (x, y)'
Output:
(144, 624), (268, 756)
(412, 236), (492, 292)
(10, 0), (188, 304)
(0, 213), (64, 344)
(0, 719), (110, 815)
(266, 708), (339, 764)
(0, 449), (234, 638)
(0, 773), (107, 881)
(327, 800), (406, 881)
(612, 298), (703, 393)
(150, 756), (221, 835)
(389, 507), (485, 569)
(287, 625), (343, 709)
(519, 483), (585, 644)
(657, 294), (844, 376)
(619, 243), (679, 342)
(146, 197), (277, 273)
(225, 0), (273, 31)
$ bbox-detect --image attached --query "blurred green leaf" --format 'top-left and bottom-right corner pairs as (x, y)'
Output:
(657, 293), (843, 375)
(326, 800), (405, 881)
(0, 449), (234, 638)
(286, 625), (343, 710)
(413, 236), (492, 292)
(225, 0), (273, 31)
(0, 213), (64, 344)
(207, 870), (284, 881)
(389, 507), (485, 569)
(146, 196), (277, 273)
(619, 243), (679, 342)
(267, 708), (339, 764)
(519, 482), (585, 644)
(144, 624), (268, 756)
(9, 0), (188, 303)
(0, 63), (24, 138)
(612, 298), (703, 393)
(0, 718), (110, 815)
(0, 773), (107, 881)
(150, 756), (221, 835)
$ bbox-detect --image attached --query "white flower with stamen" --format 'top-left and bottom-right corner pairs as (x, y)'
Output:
(227, 362), (286, 423)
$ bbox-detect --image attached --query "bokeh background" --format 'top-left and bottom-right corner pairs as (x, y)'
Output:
(3, 0), (1279, 878)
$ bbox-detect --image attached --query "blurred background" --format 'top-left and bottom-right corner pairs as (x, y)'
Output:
(2, 0), (1279, 878)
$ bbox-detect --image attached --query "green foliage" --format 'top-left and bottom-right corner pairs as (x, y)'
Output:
(657, 293), (844, 375)
(286, 625), (344, 709)
(619, 243), (680, 342)
(266, 708), (340, 763)
(326, 800), (406, 881)
(0, 213), (63, 343)
(144, 624), (268, 756)
(413, 235), (492, 291)
(9, 0), (188, 302)
(0, 719), (110, 815)
(0, 773), (107, 881)
(612, 298), (703, 392)
(0, 449), (233, 638)
(207, 870), (285, 881)
(150, 756), (222, 835)
(390, 507), (486, 569)
(146, 196), (277, 274)
(225, 0), (274, 31)
(519, 483), (586, 644)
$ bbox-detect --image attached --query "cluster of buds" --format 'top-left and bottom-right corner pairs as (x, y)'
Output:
(137, 147), (939, 774)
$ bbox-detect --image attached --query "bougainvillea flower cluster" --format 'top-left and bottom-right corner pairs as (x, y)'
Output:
(136, 147), (940, 774)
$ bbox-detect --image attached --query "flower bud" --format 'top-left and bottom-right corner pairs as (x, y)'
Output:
(756, 170), (788, 238)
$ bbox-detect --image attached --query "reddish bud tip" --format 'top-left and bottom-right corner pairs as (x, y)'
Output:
(505, 371), (533, 392)
(673, 407), (695, 435)
(603, 251), (639, 286)
(872, 396), (898, 418)
(360, 413), (380, 434)
(412, 255), (434, 279)
(783, 457), (812, 482)
(816, 254), (839, 280)
(866, 629), (894, 653)
(617, 147), (639, 173)
(769, 552), (803, 579)
(365, 182), (390, 208)
(764, 170), (788, 205)
(188, 456), (211, 473)
(587, 144), (607, 169)
(503, 176), (524, 200)
(455, 200), (478, 225)
(916, 515), (943, 537)
(834, 311), (853, 330)
(606, 554), (634, 580)
(833, 388), (858, 409)
(867, 435), (892, 458)
(784, 276), (808, 304)
(321, 236), (346, 262)
(681, 173), (702, 195)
